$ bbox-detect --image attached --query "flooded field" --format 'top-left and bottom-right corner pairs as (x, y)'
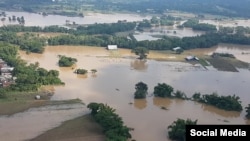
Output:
(0, 11), (151, 27)
(14, 45), (250, 141)
(0, 103), (86, 141)
(200, 19), (250, 28)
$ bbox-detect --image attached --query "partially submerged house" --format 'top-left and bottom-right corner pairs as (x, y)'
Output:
(185, 56), (199, 61)
(0, 58), (15, 87)
(107, 45), (118, 50)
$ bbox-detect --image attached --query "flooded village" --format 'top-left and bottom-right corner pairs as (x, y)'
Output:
(0, 1), (250, 141)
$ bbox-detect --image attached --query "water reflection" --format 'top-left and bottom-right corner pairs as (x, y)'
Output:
(211, 44), (250, 63)
(76, 74), (88, 79)
(134, 99), (147, 110)
(201, 104), (241, 118)
(130, 60), (148, 71)
(153, 97), (172, 108)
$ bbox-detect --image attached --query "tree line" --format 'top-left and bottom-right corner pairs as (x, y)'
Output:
(1, 23), (250, 54)
(133, 81), (246, 112)
(0, 21), (137, 35)
(133, 81), (250, 141)
(87, 102), (132, 141)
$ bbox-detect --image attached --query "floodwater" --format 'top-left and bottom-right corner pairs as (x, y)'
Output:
(134, 25), (205, 41)
(199, 19), (250, 28)
(14, 45), (250, 141)
(0, 11), (151, 27)
(0, 104), (87, 141)
(210, 44), (250, 63)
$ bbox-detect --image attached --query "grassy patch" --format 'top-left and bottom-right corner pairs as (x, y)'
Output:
(207, 57), (239, 72)
(30, 114), (105, 141)
(198, 58), (210, 67)
(0, 91), (83, 115)
(0, 91), (49, 115)
(207, 56), (249, 72)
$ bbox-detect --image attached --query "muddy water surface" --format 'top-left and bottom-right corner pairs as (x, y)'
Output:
(0, 104), (87, 141)
(16, 46), (250, 141)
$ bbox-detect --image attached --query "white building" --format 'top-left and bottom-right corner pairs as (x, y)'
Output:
(107, 45), (118, 50)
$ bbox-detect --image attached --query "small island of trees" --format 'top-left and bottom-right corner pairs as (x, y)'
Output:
(192, 92), (243, 112)
(134, 81), (148, 99)
(58, 55), (77, 67)
(74, 68), (88, 74)
(168, 118), (198, 141)
(133, 81), (243, 112)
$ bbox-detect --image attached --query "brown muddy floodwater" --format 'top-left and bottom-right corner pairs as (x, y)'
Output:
(3, 45), (250, 141)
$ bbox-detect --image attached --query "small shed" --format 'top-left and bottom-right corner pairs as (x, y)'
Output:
(107, 45), (118, 50)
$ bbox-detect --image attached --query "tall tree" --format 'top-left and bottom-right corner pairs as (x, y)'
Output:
(154, 83), (174, 98)
(134, 81), (148, 99)
(168, 118), (198, 141)
(131, 47), (149, 60)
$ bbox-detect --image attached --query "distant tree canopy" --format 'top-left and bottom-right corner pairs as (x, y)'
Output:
(0, 32), (46, 53)
(134, 82), (148, 99)
(192, 92), (243, 111)
(58, 55), (77, 67)
(74, 68), (88, 74)
(168, 118), (198, 141)
(87, 103), (132, 141)
(183, 19), (217, 31)
(154, 83), (174, 98)
(1, 23), (250, 53)
(131, 47), (149, 60)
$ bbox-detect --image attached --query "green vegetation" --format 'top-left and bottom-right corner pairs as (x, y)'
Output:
(137, 19), (151, 31)
(2, 23), (250, 53)
(131, 47), (149, 60)
(173, 90), (187, 100)
(211, 52), (235, 58)
(0, 32), (46, 53)
(90, 69), (97, 74)
(192, 92), (243, 111)
(75, 69), (88, 75)
(87, 103), (132, 141)
(168, 118), (198, 141)
(134, 81), (148, 99)
(75, 22), (136, 35)
(245, 104), (250, 119)
(207, 57), (239, 72)
(0, 42), (63, 93)
(153, 83), (173, 98)
(183, 19), (217, 31)
(58, 55), (77, 67)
